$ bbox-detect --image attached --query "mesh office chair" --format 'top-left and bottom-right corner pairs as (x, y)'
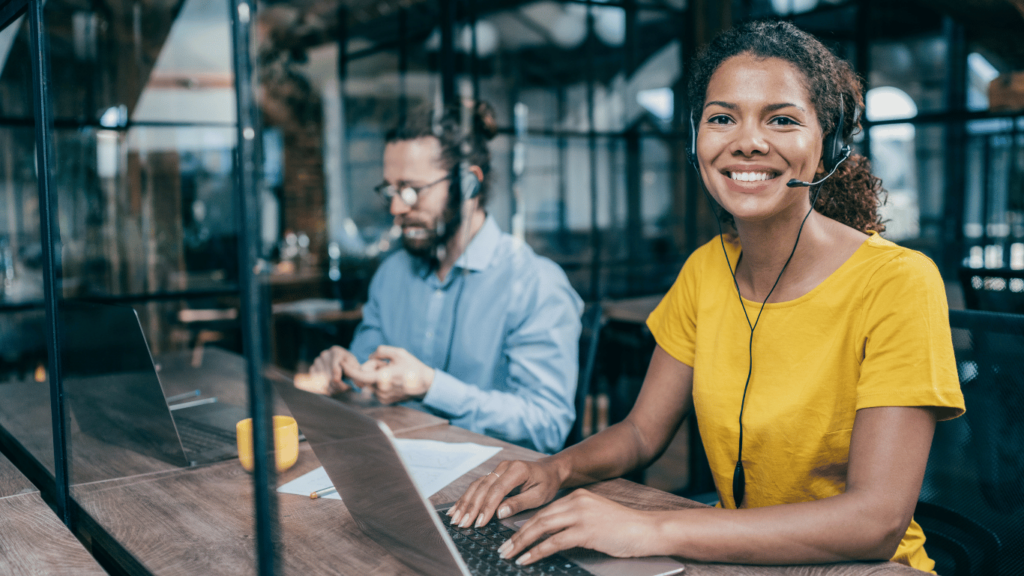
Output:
(565, 304), (604, 448)
(916, 309), (1024, 576)
(958, 266), (1024, 315)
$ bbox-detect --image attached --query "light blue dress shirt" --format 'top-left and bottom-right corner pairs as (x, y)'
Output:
(349, 216), (583, 453)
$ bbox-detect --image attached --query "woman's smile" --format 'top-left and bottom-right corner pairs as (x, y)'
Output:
(719, 164), (785, 194)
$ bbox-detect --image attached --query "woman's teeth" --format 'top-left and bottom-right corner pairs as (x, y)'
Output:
(728, 171), (776, 182)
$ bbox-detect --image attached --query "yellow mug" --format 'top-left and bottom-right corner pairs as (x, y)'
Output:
(236, 416), (299, 473)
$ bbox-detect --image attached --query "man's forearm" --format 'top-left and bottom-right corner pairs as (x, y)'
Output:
(423, 370), (572, 454)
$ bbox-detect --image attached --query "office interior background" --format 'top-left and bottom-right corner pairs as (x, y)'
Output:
(0, 0), (1022, 573)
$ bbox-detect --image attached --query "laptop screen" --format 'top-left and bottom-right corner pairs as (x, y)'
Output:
(273, 380), (469, 576)
(61, 301), (189, 469)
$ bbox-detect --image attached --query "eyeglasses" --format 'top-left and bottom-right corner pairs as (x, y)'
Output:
(374, 175), (450, 206)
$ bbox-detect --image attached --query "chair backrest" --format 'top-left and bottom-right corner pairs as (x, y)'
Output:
(958, 266), (1024, 315)
(917, 309), (1024, 576)
(565, 304), (604, 447)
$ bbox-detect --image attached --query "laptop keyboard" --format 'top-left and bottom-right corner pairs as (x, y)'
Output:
(175, 418), (236, 454)
(442, 516), (592, 575)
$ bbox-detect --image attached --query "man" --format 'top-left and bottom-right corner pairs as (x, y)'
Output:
(298, 102), (583, 454)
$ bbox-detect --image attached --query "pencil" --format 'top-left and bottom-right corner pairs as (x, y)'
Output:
(310, 486), (337, 499)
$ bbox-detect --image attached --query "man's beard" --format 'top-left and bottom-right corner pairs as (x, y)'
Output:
(399, 208), (461, 264)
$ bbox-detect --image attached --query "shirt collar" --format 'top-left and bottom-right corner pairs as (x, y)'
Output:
(454, 215), (501, 273)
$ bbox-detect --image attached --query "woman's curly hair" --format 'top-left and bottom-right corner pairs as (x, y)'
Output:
(687, 20), (886, 234)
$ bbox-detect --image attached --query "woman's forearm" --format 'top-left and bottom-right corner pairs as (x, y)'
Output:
(545, 419), (657, 489)
(651, 490), (904, 564)
(647, 406), (936, 565)
(547, 345), (693, 490)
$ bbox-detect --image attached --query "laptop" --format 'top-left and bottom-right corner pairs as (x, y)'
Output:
(61, 301), (250, 467)
(274, 380), (686, 576)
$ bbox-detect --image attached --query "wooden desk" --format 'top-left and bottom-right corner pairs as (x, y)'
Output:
(0, 444), (38, 498)
(0, 493), (108, 575)
(0, 348), (446, 486)
(1, 350), (920, 576)
(0, 452), (107, 575)
(70, 411), (920, 575)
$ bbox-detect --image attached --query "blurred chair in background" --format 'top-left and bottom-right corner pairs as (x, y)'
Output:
(958, 266), (1024, 315)
(565, 304), (604, 447)
(916, 309), (1024, 576)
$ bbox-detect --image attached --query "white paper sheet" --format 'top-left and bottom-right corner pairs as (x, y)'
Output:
(277, 439), (503, 501)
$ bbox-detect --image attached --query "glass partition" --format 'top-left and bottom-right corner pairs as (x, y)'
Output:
(2, 0), (1021, 572)
(0, 11), (56, 492)
(0, 0), (277, 571)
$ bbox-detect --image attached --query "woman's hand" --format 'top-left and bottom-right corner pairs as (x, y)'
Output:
(448, 459), (566, 529)
(496, 489), (662, 565)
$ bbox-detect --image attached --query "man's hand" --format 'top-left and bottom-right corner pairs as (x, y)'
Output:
(365, 345), (435, 404)
(299, 346), (375, 395)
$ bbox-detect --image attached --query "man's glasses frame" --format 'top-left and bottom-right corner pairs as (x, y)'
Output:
(374, 175), (450, 206)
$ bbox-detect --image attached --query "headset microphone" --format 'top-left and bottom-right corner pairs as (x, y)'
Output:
(785, 145), (851, 188)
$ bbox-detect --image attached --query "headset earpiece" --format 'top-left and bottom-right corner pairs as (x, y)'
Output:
(688, 114), (699, 169)
(822, 97), (849, 173)
(457, 161), (481, 201)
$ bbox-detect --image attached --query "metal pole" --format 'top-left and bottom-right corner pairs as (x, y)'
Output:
(470, 0), (480, 103)
(587, 3), (600, 302)
(855, 0), (871, 161)
(28, 0), (71, 526)
(941, 17), (968, 275)
(229, 0), (278, 573)
(338, 7), (353, 221)
(397, 8), (407, 125)
(1010, 117), (1020, 246)
(440, 0), (456, 107)
(981, 136), (991, 249)
(557, 86), (568, 250)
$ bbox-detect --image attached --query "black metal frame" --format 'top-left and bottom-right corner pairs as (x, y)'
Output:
(229, 0), (278, 573)
(0, 0), (279, 572)
(19, 0), (73, 528)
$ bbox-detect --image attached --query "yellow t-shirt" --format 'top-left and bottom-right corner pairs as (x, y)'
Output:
(647, 232), (965, 572)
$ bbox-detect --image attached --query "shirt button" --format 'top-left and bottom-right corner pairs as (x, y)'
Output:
(434, 290), (443, 298)
(426, 331), (434, 339)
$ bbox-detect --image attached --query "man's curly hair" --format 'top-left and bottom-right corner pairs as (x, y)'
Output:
(687, 20), (886, 234)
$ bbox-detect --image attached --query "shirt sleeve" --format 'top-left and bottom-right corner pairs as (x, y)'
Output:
(646, 249), (702, 367)
(421, 259), (583, 454)
(856, 250), (965, 421)
(348, 261), (387, 364)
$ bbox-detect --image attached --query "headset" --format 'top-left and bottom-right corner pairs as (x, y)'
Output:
(441, 161), (483, 373)
(689, 97), (852, 508)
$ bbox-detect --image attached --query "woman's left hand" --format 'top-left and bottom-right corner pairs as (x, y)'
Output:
(496, 489), (663, 565)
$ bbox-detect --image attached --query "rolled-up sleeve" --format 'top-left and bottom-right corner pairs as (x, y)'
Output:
(422, 260), (583, 454)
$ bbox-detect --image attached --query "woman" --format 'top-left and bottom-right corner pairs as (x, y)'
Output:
(449, 20), (964, 572)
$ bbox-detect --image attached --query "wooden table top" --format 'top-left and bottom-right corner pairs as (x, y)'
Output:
(0, 492), (108, 575)
(0, 452), (106, 575)
(70, 412), (920, 576)
(0, 347), (446, 486)
(1, 349), (921, 576)
(0, 447), (37, 499)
